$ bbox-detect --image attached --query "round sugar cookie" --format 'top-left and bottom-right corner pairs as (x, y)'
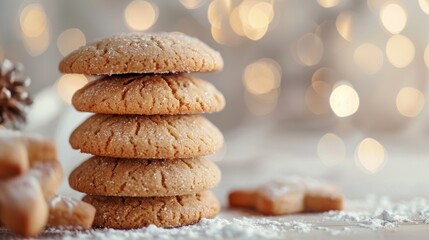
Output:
(83, 191), (220, 229)
(69, 157), (221, 197)
(72, 74), (225, 115)
(69, 114), (223, 159)
(59, 32), (223, 74)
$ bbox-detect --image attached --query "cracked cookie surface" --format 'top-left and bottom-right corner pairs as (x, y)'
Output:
(83, 191), (220, 228)
(72, 74), (225, 115)
(70, 114), (223, 159)
(69, 157), (221, 197)
(59, 32), (223, 74)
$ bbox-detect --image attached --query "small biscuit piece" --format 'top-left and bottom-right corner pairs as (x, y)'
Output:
(59, 32), (223, 74)
(72, 74), (225, 115)
(228, 190), (257, 208)
(229, 178), (344, 215)
(83, 191), (220, 229)
(304, 182), (344, 212)
(229, 180), (305, 215)
(0, 129), (57, 179)
(0, 168), (49, 237)
(47, 195), (96, 229)
(70, 114), (223, 159)
(69, 157), (221, 197)
(29, 161), (63, 199)
(0, 138), (28, 179)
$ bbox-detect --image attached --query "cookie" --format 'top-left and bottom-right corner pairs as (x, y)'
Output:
(70, 114), (223, 159)
(47, 195), (96, 229)
(0, 166), (52, 237)
(0, 129), (58, 179)
(83, 191), (220, 229)
(228, 178), (344, 215)
(59, 32), (223, 75)
(69, 157), (220, 197)
(72, 74), (225, 115)
(304, 181), (344, 212)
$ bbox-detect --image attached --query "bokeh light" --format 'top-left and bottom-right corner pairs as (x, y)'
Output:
(329, 83), (359, 117)
(240, 0), (274, 41)
(245, 89), (279, 116)
(386, 34), (415, 68)
(20, 4), (47, 38)
(418, 0), (429, 14)
(353, 43), (384, 74)
(124, 0), (158, 31)
(306, 85), (330, 115)
(243, 58), (282, 95)
(424, 45), (429, 68)
(380, 3), (407, 34)
(317, 0), (340, 8)
(180, 0), (207, 9)
(56, 74), (88, 104)
(317, 133), (346, 166)
(396, 87), (425, 117)
(336, 11), (353, 42)
(355, 138), (387, 174)
(57, 28), (86, 56)
(20, 3), (50, 56)
(296, 33), (324, 66)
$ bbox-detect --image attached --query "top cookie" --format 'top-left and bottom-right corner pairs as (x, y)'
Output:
(59, 32), (223, 75)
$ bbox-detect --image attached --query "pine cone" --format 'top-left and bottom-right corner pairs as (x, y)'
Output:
(0, 59), (33, 129)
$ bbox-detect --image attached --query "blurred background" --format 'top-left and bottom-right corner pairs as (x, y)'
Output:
(0, 0), (429, 201)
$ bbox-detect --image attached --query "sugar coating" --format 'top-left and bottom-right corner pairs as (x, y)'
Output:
(59, 32), (224, 75)
(72, 74), (225, 115)
(49, 195), (78, 214)
(69, 157), (221, 197)
(83, 191), (220, 229)
(70, 114), (224, 159)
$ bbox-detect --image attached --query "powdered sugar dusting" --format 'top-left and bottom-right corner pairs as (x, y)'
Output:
(49, 195), (78, 214)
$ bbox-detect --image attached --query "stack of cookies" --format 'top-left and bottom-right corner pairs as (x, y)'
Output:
(60, 32), (225, 229)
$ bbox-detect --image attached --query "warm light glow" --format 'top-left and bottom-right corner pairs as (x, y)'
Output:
(419, 0), (429, 14)
(396, 87), (425, 117)
(380, 3), (407, 34)
(306, 85), (330, 115)
(20, 4), (47, 38)
(230, 6), (245, 36)
(238, 0), (274, 41)
(211, 25), (227, 45)
(57, 28), (86, 56)
(317, 0), (340, 8)
(19, 3), (50, 56)
(124, 0), (158, 31)
(425, 45), (429, 68)
(386, 34), (415, 68)
(312, 81), (331, 98)
(180, 0), (206, 9)
(312, 67), (335, 84)
(353, 43), (383, 74)
(243, 58), (282, 95)
(355, 138), (387, 174)
(318, 133), (346, 166)
(56, 74), (88, 104)
(296, 33), (324, 66)
(329, 84), (359, 117)
(245, 90), (279, 115)
(208, 0), (229, 28)
(336, 11), (353, 41)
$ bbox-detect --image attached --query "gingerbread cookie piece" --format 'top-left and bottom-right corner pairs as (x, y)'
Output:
(0, 129), (57, 179)
(229, 179), (306, 215)
(304, 180), (344, 212)
(0, 161), (62, 237)
(0, 175), (48, 237)
(72, 74), (225, 115)
(70, 157), (220, 197)
(47, 195), (96, 229)
(83, 191), (220, 229)
(59, 32), (223, 75)
(229, 178), (344, 215)
(70, 114), (223, 159)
